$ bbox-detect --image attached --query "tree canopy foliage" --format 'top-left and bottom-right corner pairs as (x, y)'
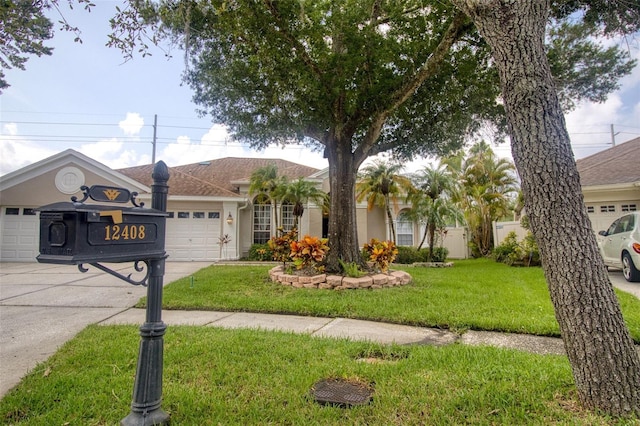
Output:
(104, 0), (636, 269)
(0, 0), (94, 92)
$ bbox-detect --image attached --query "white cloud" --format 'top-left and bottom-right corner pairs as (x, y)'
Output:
(76, 139), (150, 170)
(176, 135), (191, 145)
(3, 123), (18, 136)
(201, 125), (229, 145)
(154, 124), (329, 169)
(0, 124), (58, 175)
(118, 112), (145, 136)
(566, 94), (622, 147)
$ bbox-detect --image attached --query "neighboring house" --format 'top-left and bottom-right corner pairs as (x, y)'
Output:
(0, 149), (471, 262)
(493, 136), (640, 244)
(577, 136), (640, 233)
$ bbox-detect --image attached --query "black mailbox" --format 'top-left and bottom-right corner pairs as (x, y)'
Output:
(36, 185), (167, 265)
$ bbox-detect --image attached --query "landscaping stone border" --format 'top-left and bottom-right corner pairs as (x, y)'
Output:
(268, 266), (412, 290)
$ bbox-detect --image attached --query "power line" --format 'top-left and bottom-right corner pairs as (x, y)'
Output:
(1, 117), (638, 149)
(0, 120), (130, 127)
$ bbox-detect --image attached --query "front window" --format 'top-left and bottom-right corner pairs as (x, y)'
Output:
(253, 196), (271, 244)
(396, 212), (414, 246)
(281, 202), (295, 231)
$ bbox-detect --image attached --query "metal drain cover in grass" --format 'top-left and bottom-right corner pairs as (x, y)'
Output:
(311, 378), (374, 407)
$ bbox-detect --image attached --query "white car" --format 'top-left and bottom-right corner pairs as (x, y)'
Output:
(598, 212), (640, 282)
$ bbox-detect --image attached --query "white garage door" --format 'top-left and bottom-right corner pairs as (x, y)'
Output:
(587, 202), (638, 233)
(165, 211), (221, 261)
(1, 207), (39, 262)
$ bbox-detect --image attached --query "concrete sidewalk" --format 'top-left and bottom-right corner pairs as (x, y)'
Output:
(100, 308), (568, 355)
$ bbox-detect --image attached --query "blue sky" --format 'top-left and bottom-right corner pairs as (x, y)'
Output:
(1, 1), (639, 176)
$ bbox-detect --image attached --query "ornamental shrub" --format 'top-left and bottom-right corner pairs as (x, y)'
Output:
(289, 235), (329, 272)
(394, 246), (449, 264)
(395, 246), (422, 264)
(363, 239), (398, 272)
(492, 231), (540, 267)
(428, 247), (449, 262)
(268, 228), (298, 266)
(492, 231), (519, 263)
(247, 243), (273, 261)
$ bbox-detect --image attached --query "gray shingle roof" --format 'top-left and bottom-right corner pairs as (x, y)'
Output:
(576, 137), (640, 187)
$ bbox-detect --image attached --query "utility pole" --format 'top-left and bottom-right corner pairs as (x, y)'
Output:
(152, 114), (158, 164)
(610, 124), (619, 147)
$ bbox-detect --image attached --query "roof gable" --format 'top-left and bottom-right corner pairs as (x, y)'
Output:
(577, 137), (640, 187)
(0, 149), (149, 193)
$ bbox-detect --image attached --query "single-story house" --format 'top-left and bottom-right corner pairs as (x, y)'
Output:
(0, 149), (470, 262)
(4, 137), (636, 263)
(577, 136), (640, 233)
(493, 136), (640, 244)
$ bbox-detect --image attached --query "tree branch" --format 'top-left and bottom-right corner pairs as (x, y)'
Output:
(262, 0), (324, 80)
(353, 11), (472, 164)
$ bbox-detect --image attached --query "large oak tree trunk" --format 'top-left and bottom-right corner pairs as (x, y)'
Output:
(452, 0), (640, 416)
(324, 138), (365, 272)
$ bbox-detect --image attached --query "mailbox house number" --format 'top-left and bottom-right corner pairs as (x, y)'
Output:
(105, 224), (146, 241)
(89, 223), (157, 245)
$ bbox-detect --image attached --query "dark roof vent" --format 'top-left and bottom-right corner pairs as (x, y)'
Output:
(198, 161), (211, 166)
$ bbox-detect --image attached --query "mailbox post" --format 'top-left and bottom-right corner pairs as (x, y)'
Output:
(121, 161), (170, 425)
(36, 161), (171, 425)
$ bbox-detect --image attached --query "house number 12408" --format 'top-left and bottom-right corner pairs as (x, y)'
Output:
(104, 224), (147, 241)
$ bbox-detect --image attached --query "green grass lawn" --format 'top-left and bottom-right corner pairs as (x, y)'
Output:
(154, 258), (640, 341)
(2, 259), (639, 425)
(1, 326), (633, 425)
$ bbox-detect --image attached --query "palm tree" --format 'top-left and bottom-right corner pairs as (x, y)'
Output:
(406, 163), (462, 259)
(356, 161), (413, 244)
(248, 164), (287, 233)
(444, 142), (518, 256)
(277, 178), (328, 231)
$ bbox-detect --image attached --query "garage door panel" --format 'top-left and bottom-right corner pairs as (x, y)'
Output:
(2, 235), (19, 245)
(19, 235), (37, 245)
(1, 213), (39, 262)
(3, 221), (19, 231)
(165, 215), (221, 261)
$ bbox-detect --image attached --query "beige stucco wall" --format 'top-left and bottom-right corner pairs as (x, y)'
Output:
(306, 206), (324, 237)
(364, 206), (387, 242)
(356, 206), (370, 246)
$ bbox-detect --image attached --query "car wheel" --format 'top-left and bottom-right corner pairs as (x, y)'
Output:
(622, 252), (640, 282)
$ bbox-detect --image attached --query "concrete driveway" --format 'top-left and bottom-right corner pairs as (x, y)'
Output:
(607, 268), (640, 298)
(0, 261), (211, 398)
